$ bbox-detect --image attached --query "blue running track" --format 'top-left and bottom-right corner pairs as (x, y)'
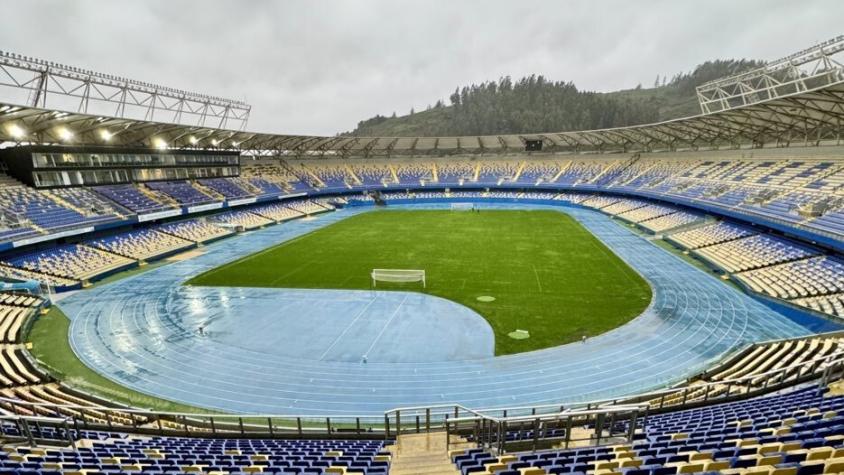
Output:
(60, 202), (817, 415)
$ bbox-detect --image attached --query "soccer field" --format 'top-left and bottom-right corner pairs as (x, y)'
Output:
(188, 209), (652, 355)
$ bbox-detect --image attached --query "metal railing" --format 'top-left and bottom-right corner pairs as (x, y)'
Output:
(0, 414), (75, 447)
(444, 404), (647, 455)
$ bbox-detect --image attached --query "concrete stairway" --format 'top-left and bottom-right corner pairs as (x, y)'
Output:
(387, 432), (472, 475)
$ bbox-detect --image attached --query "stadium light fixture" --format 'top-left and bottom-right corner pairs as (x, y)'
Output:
(189, 136), (198, 145)
(211, 139), (219, 146)
(57, 127), (73, 141)
(153, 137), (168, 149)
(99, 129), (112, 141)
(7, 124), (25, 139)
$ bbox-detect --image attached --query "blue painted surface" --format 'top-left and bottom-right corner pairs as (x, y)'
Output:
(62, 202), (816, 415)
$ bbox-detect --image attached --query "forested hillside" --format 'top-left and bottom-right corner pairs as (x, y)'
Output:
(347, 59), (763, 137)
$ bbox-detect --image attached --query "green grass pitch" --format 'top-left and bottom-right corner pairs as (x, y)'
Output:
(187, 209), (652, 355)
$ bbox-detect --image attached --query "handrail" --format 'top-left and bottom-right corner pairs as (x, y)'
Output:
(0, 414), (69, 424)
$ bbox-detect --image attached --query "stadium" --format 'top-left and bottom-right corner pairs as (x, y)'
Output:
(1, 5), (844, 474)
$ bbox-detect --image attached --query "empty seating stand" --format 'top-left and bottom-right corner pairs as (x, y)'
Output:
(2, 244), (135, 284)
(0, 433), (392, 475)
(452, 384), (844, 475)
(88, 229), (193, 261)
(155, 219), (235, 243)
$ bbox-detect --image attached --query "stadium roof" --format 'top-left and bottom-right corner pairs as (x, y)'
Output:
(2, 80), (843, 158)
(1, 35), (844, 158)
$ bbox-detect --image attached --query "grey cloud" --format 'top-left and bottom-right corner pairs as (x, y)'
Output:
(1, 0), (842, 135)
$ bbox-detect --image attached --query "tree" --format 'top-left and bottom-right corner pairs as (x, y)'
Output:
(347, 58), (763, 137)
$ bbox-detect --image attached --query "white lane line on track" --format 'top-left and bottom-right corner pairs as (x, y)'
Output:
(362, 294), (408, 358)
(318, 296), (379, 361)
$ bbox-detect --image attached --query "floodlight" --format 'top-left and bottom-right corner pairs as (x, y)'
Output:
(57, 127), (73, 141)
(8, 124), (25, 139)
(100, 129), (112, 141)
(153, 137), (167, 149)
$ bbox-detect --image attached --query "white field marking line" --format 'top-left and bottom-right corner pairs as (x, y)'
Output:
(362, 294), (409, 358)
(318, 296), (380, 361)
(532, 265), (542, 293)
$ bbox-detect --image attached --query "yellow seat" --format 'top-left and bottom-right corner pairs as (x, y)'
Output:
(671, 432), (689, 440)
(595, 460), (619, 470)
(180, 466), (203, 473)
(484, 463), (508, 473)
(690, 451), (713, 461)
(826, 458), (844, 473)
(758, 455), (783, 466)
(770, 468), (798, 475)
(780, 441), (804, 452)
(251, 455), (268, 462)
(758, 443), (782, 455)
(677, 463), (705, 474)
(519, 469), (547, 475)
(807, 447), (835, 461)
(704, 460), (730, 471)
(498, 455), (517, 464)
(242, 467), (263, 474)
(324, 468), (345, 475)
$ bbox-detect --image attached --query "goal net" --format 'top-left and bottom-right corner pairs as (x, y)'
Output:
(450, 203), (474, 211)
(371, 269), (426, 288)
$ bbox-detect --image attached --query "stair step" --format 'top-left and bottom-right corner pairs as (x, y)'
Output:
(389, 431), (466, 475)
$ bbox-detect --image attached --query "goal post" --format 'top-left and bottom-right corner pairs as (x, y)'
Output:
(450, 202), (474, 211)
(371, 269), (426, 288)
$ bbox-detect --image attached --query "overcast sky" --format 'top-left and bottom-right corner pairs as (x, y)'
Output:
(1, 0), (842, 136)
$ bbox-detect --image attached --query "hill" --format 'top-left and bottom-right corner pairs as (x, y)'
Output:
(346, 59), (763, 137)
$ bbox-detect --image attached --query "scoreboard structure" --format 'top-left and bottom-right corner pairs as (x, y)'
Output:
(0, 145), (240, 188)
